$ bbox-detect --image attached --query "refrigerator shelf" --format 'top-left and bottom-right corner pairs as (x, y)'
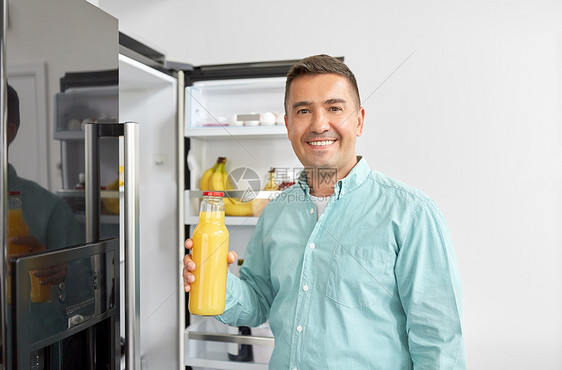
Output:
(185, 215), (258, 226)
(188, 190), (280, 199)
(75, 214), (120, 225)
(53, 130), (85, 140)
(185, 125), (287, 139)
(184, 318), (272, 370)
(56, 189), (120, 198)
(184, 351), (268, 370)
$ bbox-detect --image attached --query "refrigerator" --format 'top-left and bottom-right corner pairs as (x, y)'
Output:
(1, 1), (312, 369)
(2, 0), (128, 368)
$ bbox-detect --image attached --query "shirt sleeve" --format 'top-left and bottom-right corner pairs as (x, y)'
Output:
(216, 213), (275, 327)
(395, 199), (466, 370)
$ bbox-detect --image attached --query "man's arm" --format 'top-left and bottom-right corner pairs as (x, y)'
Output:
(395, 199), (466, 369)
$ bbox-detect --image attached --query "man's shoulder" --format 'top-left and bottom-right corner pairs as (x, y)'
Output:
(365, 169), (432, 204)
(16, 177), (69, 210)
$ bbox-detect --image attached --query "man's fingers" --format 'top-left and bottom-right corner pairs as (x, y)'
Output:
(33, 264), (67, 285)
(183, 272), (195, 292)
(183, 255), (196, 271)
(184, 238), (193, 250)
(10, 236), (46, 252)
(227, 251), (238, 265)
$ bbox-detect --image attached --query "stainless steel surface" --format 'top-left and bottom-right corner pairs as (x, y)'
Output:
(176, 70), (185, 370)
(0, 0), (7, 366)
(124, 121), (140, 370)
(11, 239), (119, 367)
(188, 331), (274, 346)
(84, 123), (102, 370)
(85, 123), (100, 242)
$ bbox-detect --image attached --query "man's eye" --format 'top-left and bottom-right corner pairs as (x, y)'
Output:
(329, 106), (342, 112)
(297, 109), (309, 114)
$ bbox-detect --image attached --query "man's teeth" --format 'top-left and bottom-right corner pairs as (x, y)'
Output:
(309, 140), (335, 146)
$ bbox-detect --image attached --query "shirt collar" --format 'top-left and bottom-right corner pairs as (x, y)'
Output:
(298, 156), (370, 200)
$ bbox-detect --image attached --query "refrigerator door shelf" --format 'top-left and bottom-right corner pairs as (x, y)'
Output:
(185, 215), (259, 226)
(185, 125), (288, 139)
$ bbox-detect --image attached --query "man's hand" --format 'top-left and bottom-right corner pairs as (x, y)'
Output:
(10, 235), (46, 253)
(9, 235), (67, 285)
(183, 238), (237, 292)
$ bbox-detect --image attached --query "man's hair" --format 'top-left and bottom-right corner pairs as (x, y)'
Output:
(7, 84), (20, 129)
(284, 54), (360, 112)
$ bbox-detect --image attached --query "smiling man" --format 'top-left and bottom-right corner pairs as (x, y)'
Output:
(184, 55), (466, 369)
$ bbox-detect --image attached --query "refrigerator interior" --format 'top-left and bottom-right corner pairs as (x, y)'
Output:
(54, 84), (120, 241)
(184, 76), (300, 369)
(118, 54), (179, 369)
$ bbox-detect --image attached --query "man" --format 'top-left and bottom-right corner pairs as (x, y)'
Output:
(7, 84), (92, 363)
(7, 84), (83, 278)
(184, 55), (466, 369)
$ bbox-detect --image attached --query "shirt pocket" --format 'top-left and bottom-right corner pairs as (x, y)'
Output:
(325, 244), (388, 308)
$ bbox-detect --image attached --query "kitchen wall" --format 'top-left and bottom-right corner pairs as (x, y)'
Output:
(97, 0), (562, 368)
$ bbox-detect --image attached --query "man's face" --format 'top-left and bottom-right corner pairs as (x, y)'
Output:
(284, 73), (365, 178)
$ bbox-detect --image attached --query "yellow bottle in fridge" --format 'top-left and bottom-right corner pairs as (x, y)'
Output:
(189, 191), (229, 315)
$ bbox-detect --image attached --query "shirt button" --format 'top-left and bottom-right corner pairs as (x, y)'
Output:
(303, 284), (309, 291)
(341, 189), (346, 195)
(309, 208), (314, 214)
(309, 243), (315, 249)
(296, 325), (302, 332)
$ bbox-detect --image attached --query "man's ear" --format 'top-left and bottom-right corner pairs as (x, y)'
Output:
(356, 107), (365, 137)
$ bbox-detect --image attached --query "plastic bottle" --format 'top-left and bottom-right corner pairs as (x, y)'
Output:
(189, 191), (229, 315)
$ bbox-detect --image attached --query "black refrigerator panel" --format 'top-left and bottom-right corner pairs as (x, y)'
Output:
(3, 0), (121, 368)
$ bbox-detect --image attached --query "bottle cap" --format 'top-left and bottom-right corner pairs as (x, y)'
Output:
(8, 191), (21, 196)
(202, 191), (224, 197)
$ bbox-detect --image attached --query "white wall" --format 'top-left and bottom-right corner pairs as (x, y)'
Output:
(99, 0), (562, 368)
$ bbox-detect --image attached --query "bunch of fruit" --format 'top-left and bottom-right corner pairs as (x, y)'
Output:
(200, 157), (254, 217)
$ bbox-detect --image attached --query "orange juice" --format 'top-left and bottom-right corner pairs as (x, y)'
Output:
(189, 193), (229, 315)
(29, 271), (51, 303)
(8, 208), (30, 257)
(8, 194), (50, 303)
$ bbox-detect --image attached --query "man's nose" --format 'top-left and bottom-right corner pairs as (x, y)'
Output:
(311, 110), (331, 133)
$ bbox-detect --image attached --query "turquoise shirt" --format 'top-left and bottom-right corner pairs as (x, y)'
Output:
(218, 158), (466, 369)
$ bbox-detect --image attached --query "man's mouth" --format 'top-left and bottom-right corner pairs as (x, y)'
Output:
(307, 140), (336, 147)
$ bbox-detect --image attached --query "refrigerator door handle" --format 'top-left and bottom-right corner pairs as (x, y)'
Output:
(84, 121), (140, 370)
(124, 121), (140, 370)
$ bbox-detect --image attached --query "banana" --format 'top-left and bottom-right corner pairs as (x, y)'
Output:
(200, 157), (224, 190)
(102, 178), (120, 214)
(203, 157), (256, 217)
(222, 164), (234, 191)
(210, 160), (228, 191)
(225, 200), (254, 216)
